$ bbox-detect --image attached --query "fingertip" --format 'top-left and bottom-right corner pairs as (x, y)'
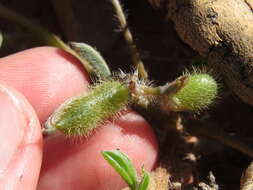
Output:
(0, 83), (42, 190)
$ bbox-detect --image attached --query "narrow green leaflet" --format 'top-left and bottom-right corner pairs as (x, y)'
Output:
(102, 150), (138, 189)
(138, 171), (150, 190)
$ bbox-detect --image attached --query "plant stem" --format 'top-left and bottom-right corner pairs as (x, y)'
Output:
(142, 86), (160, 96)
(111, 0), (148, 80)
(0, 3), (93, 73)
(141, 76), (188, 97)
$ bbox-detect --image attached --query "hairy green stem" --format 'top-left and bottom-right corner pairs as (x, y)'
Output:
(140, 76), (188, 97)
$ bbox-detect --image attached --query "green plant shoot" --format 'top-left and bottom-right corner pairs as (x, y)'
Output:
(102, 150), (150, 190)
(138, 171), (150, 190)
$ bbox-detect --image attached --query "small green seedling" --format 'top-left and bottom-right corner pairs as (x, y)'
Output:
(102, 150), (150, 190)
(43, 70), (218, 136)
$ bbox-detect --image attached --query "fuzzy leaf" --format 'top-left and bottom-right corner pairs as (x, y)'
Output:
(168, 73), (218, 112)
(44, 81), (129, 136)
(70, 42), (111, 78)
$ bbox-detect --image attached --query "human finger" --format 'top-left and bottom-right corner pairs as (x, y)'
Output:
(0, 83), (42, 190)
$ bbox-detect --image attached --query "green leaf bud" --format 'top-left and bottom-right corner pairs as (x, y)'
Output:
(164, 73), (218, 112)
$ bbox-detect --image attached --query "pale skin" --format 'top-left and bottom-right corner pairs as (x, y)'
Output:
(0, 47), (158, 190)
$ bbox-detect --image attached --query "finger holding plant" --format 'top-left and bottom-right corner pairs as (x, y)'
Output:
(40, 0), (218, 137)
(0, 1), (220, 190)
(0, 0), (219, 139)
(43, 67), (218, 137)
(0, 47), (159, 190)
